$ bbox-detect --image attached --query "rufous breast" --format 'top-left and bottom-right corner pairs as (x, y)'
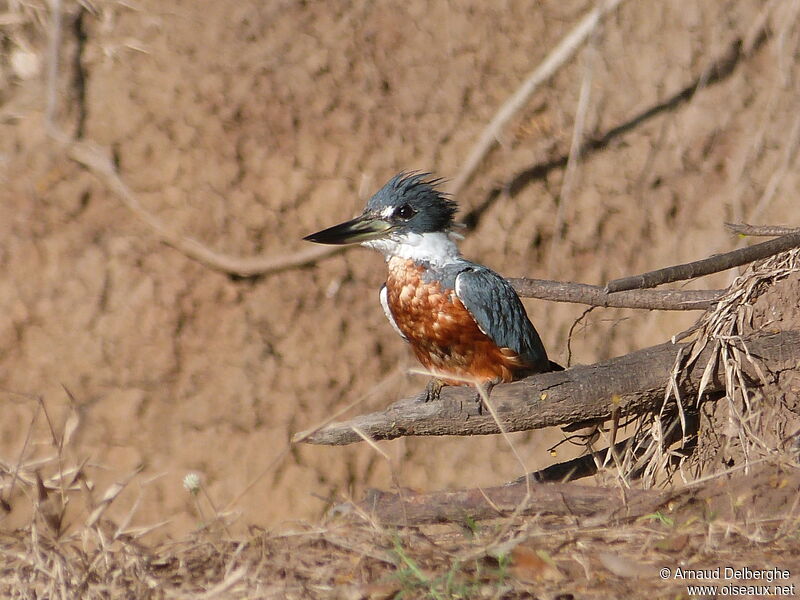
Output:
(385, 257), (526, 385)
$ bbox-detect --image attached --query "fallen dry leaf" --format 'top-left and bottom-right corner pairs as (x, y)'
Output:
(510, 545), (563, 583)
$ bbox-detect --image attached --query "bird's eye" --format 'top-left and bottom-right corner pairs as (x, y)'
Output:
(395, 204), (416, 220)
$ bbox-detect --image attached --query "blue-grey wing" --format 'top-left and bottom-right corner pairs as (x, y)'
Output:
(454, 267), (550, 371)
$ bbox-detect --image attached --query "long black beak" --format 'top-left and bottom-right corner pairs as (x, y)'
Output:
(303, 214), (394, 245)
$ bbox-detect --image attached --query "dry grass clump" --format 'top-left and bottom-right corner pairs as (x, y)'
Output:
(596, 249), (800, 489)
(680, 249), (800, 470)
(7, 454), (800, 598)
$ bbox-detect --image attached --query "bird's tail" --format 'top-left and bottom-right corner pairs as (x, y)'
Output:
(548, 360), (565, 372)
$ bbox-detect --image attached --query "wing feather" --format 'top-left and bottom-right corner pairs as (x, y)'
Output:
(454, 267), (549, 372)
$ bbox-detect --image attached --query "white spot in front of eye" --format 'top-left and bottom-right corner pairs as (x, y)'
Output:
(381, 206), (393, 219)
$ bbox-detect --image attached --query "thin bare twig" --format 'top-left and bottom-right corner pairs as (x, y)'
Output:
(725, 222), (800, 237)
(467, 20), (771, 228)
(566, 306), (596, 367)
(61, 138), (344, 277)
(605, 231), (800, 293)
(548, 36), (597, 274)
(510, 278), (722, 310)
(43, 0), (343, 279)
(44, 0), (62, 130)
(449, 0), (626, 197)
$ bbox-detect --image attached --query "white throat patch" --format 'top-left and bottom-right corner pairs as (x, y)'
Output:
(362, 231), (461, 265)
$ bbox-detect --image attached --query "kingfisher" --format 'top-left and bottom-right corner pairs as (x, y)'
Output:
(304, 172), (560, 401)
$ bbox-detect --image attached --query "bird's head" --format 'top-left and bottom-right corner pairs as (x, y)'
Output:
(303, 173), (458, 249)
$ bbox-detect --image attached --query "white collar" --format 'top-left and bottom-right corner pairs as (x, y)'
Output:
(362, 231), (461, 266)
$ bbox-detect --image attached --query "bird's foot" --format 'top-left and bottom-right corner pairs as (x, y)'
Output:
(419, 378), (446, 403)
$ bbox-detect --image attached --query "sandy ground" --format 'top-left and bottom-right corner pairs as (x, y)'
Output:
(0, 0), (798, 544)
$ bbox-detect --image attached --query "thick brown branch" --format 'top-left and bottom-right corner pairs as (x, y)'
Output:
(356, 479), (675, 526)
(296, 330), (800, 446)
(605, 233), (800, 293)
(521, 436), (646, 483)
(510, 278), (722, 310)
(450, 0), (627, 196)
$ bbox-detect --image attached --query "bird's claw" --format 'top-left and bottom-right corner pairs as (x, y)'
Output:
(419, 379), (445, 403)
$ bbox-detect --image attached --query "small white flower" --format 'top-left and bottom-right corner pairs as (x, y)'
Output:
(183, 472), (201, 495)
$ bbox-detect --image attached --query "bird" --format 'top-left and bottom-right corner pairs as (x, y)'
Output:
(304, 172), (561, 402)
